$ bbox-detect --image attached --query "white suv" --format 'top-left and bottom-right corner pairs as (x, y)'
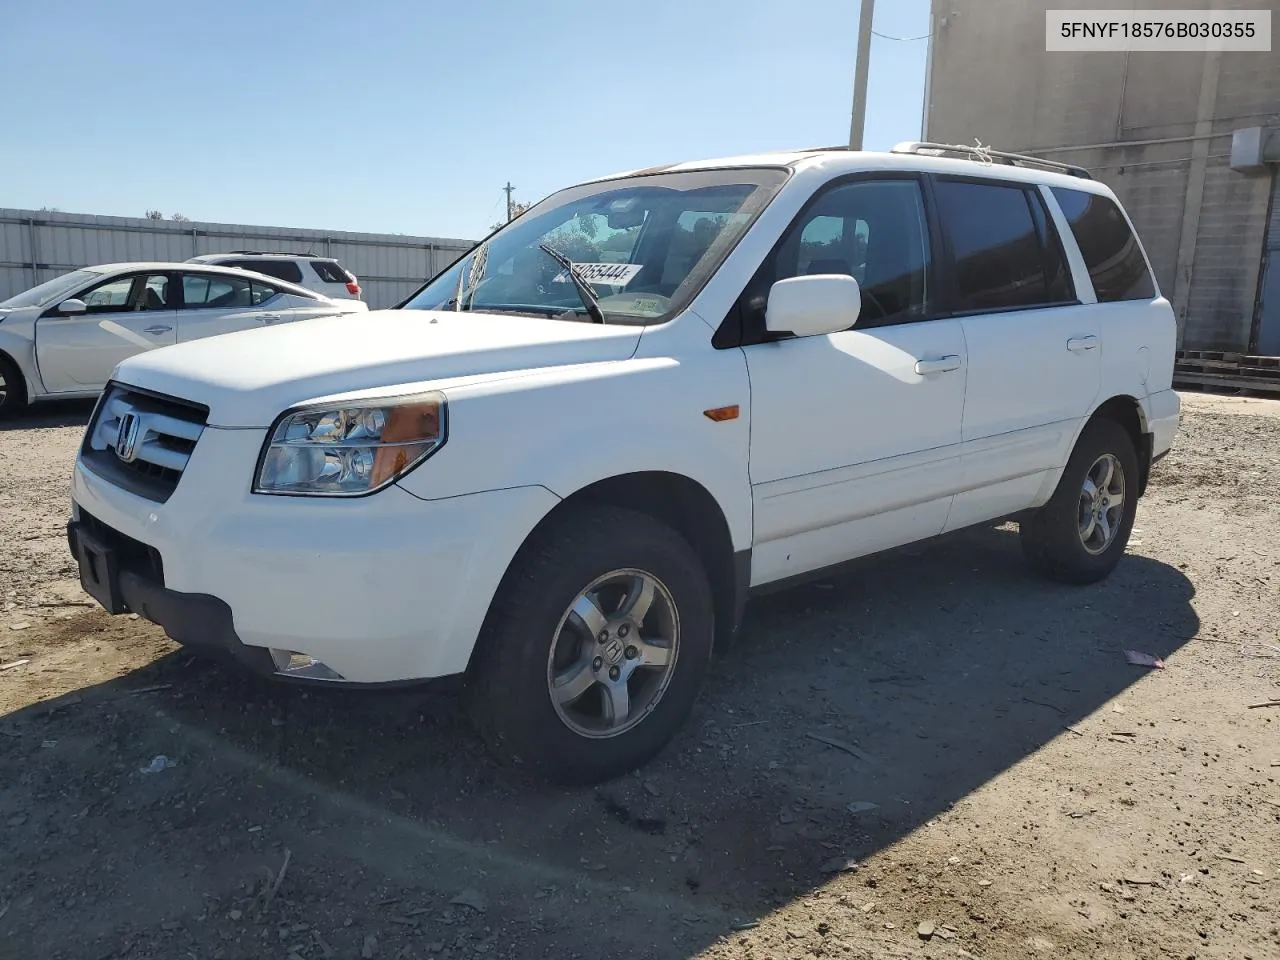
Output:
(186, 252), (362, 301)
(68, 143), (1179, 784)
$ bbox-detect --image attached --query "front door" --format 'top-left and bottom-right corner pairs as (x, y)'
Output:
(35, 272), (177, 393)
(737, 177), (968, 586)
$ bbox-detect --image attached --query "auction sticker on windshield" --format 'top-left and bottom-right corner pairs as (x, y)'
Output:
(554, 263), (644, 286)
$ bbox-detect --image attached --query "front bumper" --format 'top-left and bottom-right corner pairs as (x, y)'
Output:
(70, 425), (559, 684)
(68, 517), (277, 675)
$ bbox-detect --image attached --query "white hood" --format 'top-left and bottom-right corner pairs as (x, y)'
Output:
(112, 309), (643, 427)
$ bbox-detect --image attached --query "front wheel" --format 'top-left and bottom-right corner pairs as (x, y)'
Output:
(1020, 418), (1139, 584)
(469, 506), (714, 784)
(0, 354), (28, 418)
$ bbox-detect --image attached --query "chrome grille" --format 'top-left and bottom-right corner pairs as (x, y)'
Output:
(81, 384), (209, 503)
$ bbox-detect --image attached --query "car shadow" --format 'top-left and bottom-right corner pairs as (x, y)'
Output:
(0, 398), (95, 431)
(1, 524), (1199, 958)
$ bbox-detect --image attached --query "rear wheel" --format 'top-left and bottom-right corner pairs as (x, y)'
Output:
(0, 354), (28, 418)
(1020, 418), (1139, 584)
(470, 506), (714, 784)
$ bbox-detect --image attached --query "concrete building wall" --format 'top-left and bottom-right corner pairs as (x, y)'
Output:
(925, 0), (1280, 352)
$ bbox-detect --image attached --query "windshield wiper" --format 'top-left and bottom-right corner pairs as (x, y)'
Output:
(537, 244), (605, 324)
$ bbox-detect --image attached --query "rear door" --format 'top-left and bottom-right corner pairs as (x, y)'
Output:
(35, 271), (177, 392)
(174, 272), (283, 341)
(261, 287), (355, 326)
(932, 176), (1101, 531)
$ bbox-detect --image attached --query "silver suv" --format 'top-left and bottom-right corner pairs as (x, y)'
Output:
(187, 252), (362, 301)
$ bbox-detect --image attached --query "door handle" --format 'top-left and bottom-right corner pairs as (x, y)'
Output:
(255, 315), (280, 325)
(1067, 335), (1099, 353)
(914, 355), (962, 375)
(144, 325), (172, 335)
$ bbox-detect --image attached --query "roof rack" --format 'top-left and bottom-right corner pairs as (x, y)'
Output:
(890, 141), (1093, 180)
(224, 250), (327, 258)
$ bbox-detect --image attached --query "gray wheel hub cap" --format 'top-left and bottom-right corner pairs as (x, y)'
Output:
(546, 569), (680, 739)
(1078, 453), (1126, 555)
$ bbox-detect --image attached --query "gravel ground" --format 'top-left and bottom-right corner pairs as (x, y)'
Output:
(1, 393), (1278, 960)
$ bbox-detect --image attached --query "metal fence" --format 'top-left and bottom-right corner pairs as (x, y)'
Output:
(0, 208), (476, 310)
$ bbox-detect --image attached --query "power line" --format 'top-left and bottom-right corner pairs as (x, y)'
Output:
(872, 29), (931, 41)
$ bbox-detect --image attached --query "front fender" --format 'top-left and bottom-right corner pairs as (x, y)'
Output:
(0, 323), (40, 400)
(395, 352), (753, 551)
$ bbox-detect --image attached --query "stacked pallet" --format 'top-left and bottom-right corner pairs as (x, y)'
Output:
(1174, 350), (1280, 397)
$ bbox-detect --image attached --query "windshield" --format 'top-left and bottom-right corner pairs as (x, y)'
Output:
(402, 167), (788, 325)
(0, 269), (100, 309)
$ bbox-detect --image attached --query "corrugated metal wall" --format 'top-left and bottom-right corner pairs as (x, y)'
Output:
(0, 209), (475, 310)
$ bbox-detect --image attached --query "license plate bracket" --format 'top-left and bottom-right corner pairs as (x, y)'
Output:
(70, 523), (127, 614)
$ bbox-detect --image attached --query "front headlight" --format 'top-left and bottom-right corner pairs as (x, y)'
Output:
(254, 393), (447, 496)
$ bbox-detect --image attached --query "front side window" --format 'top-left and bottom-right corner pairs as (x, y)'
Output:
(402, 168), (788, 325)
(738, 178), (931, 337)
(934, 180), (1072, 313)
(140, 274), (173, 310)
(81, 275), (139, 313)
(1051, 187), (1156, 302)
(181, 273), (252, 309)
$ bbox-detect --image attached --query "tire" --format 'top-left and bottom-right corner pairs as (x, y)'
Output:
(0, 353), (28, 418)
(1020, 418), (1139, 585)
(469, 505), (715, 785)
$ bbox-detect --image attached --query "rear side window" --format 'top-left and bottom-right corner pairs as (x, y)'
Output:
(250, 281), (279, 305)
(180, 273), (252, 308)
(1050, 188), (1156, 302)
(310, 260), (351, 283)
(935, 180), (1074, 313)
(233, 259), (304, 284)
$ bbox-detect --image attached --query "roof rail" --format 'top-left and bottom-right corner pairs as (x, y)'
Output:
(891, 141), (1093, 180)
(225, 250), (327, 258)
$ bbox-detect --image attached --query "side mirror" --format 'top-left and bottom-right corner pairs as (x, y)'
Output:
(764, 274), (861, 338)
(57, 298), (87, 315)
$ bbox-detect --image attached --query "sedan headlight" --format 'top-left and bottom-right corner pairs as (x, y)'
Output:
(254, 393), (446, 496)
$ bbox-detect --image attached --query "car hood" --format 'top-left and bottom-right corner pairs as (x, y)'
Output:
(113, 309), (644, 427)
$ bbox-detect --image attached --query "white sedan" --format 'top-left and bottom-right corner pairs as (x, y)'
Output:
(0, 262), (368, 416)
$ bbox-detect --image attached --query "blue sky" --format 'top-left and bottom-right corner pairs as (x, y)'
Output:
(2, 0), (931, 240)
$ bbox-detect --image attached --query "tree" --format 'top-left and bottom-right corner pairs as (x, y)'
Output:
(145, 210), (165, 220)
(171, 213), (190, 222)
(491, 201), (532, 233)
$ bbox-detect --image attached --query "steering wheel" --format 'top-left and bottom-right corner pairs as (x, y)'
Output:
(859, 288), (891, 323)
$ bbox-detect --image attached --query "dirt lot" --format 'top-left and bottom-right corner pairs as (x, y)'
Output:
(1, 393), (1278, 960)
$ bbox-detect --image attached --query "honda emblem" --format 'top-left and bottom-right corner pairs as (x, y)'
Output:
(115, 412), (142, 463)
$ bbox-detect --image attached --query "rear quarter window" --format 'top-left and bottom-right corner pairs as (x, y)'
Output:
(1050, 188), (1156, 302)
(310, 261), (352, 283)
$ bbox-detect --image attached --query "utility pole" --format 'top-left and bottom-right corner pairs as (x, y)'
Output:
(503, 182), (516, 222)
(848, 0), (875, 150)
